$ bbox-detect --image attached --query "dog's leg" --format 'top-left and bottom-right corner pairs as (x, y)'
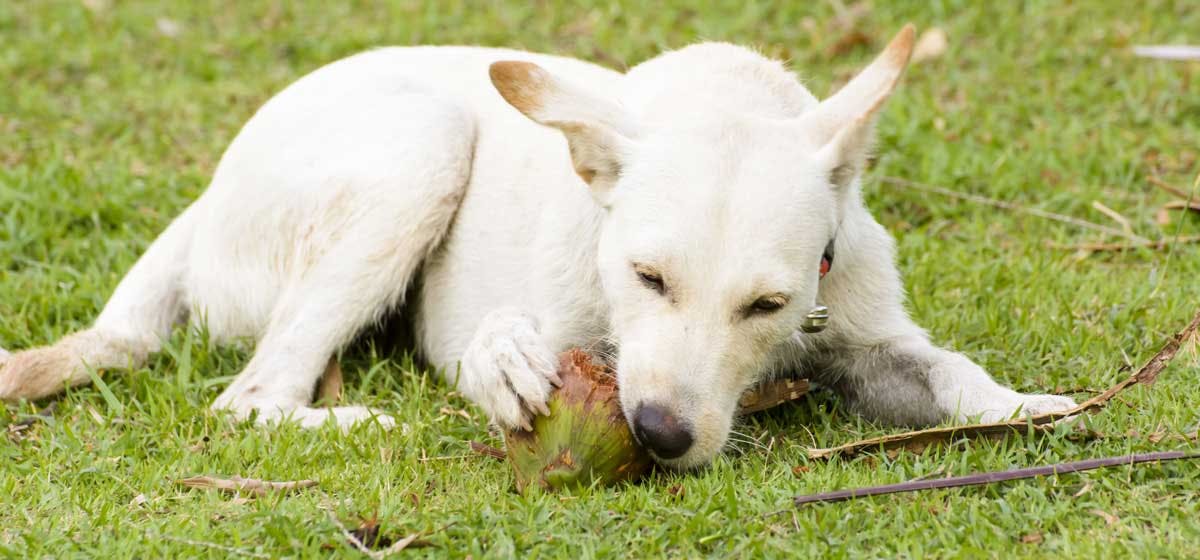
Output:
(803, 211), (1076, 426)
(0, 204), (195, 401)
(453, 307), (562, 430)
(820, 334), (1077, 426)
(209, 197), (463, 429)
(208, 92), (475, 429)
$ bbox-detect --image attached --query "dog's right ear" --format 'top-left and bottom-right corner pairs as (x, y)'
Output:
(798, 24), (915, 191)
(490, 61), (636, 205)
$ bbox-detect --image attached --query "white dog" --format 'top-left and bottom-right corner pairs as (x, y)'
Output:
(0, 26), (1075, 468)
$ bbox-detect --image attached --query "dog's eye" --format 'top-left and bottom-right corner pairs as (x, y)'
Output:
(748, 295), (788, 315)
(634, 266), (666, 295)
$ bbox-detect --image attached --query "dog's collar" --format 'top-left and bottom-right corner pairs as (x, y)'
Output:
(819, 239), (834, 279)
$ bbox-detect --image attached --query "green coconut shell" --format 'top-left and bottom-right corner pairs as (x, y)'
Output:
(504, 349), (652, 493)
(502, 349), (813, 493)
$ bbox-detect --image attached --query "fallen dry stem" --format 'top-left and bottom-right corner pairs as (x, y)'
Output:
(176, 476), (318, 497)
(793, 451), (1200, 505)
(469, 440), (507, 461)
(807, 308), (1200, 459)
(1149, 175), (1192, 200)
(881, 176), (1151, 243)
(151, 532), (272, 559)
(1048, 235), (1200, 252)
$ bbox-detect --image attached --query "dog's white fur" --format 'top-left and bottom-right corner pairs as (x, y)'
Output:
(0, 26), (1074, 468)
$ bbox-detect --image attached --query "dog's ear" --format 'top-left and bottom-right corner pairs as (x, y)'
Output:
(490, 61), (636, 204)
(799, 24), (915, 190)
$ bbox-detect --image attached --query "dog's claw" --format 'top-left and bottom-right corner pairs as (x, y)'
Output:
(458, 307), (561, 431)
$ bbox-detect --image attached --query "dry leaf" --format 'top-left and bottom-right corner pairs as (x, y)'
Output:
(912, 27), (949, 63)
(1021, 532), (1044, 544)
(821, 1), (873, 59)
(155, 17), (183, 38)
(738, 378), (810, 414)
(1091, 509), (1120, 526)
(80, 0), (109, 14)
(438, 407), (472, 421)
(177, 475), (317, 497)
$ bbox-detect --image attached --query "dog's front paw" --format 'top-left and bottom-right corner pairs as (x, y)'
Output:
(978, 393), (1078, 423)
(458, 307), (562, 431)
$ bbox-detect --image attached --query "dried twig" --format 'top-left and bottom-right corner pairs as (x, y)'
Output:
(1090, 200), (1135, 236)
(177, 476), (318, 496)
(807, 308), (1200, 459)
(1132, 45), (1200, 61)
(880, 176), (1151, 243)
(1149, 176), (1192, 200)
(8, 402), (58, 440)
(1048, 235), (1200, 252)
(794, 451), (1200, 505)
(327, 510), (380, 558)
(151, 532), (272, 559)
(469, 440), (507, 461)
(325, 510), (426, 559)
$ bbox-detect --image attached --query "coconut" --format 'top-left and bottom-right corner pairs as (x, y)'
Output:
(504, 349), (651, 493)
(503, 349), (812, 493)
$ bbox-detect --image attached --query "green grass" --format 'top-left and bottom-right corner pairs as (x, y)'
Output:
(3, 1), (1199, 557)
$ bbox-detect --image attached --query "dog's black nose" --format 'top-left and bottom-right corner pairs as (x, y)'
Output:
(633, 403), (693, 459)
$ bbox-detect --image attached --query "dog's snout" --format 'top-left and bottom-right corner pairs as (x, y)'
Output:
(632, 403), (694, 459)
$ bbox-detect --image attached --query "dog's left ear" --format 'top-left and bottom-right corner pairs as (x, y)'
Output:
(799, 24), (916, 190)
(490, 61), (636, 205)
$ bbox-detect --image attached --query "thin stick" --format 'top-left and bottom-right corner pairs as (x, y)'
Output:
(326, 510), (382, 560)
(793, 451), (1199, 505)
(152, 533), (272, 559)
(1048, 235), (1200, 252)
(176, 476), (318, 496)
(1149, 176), (1191, 200)
(1090, 200), (1135, 236)
(469, 441), (507, 461)
(807, 308), (1200, 459)
(880, 176), (1151, 243)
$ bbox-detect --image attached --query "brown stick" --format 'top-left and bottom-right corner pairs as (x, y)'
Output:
(1048, 235), (1200, 252)
(469, 441), (507, 461)
(880, 176), (1152, 243)
(807, 308), (1200, 459)
(794, 451), (1199, 505)
(1148, 175), (1192, 200)
(177, 476), (318, 497)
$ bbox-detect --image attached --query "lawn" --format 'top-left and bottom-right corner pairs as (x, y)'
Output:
(2, 0), (1199, 557)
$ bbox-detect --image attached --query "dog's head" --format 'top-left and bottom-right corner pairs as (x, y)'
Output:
(491, 26), (915, 468)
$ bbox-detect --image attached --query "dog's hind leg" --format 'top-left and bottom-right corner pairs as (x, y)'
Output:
(209, 94), (475, 429)
(0, 204), (196, 401)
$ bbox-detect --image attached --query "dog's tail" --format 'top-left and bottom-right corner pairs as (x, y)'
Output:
(0, 204), (198, 402)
